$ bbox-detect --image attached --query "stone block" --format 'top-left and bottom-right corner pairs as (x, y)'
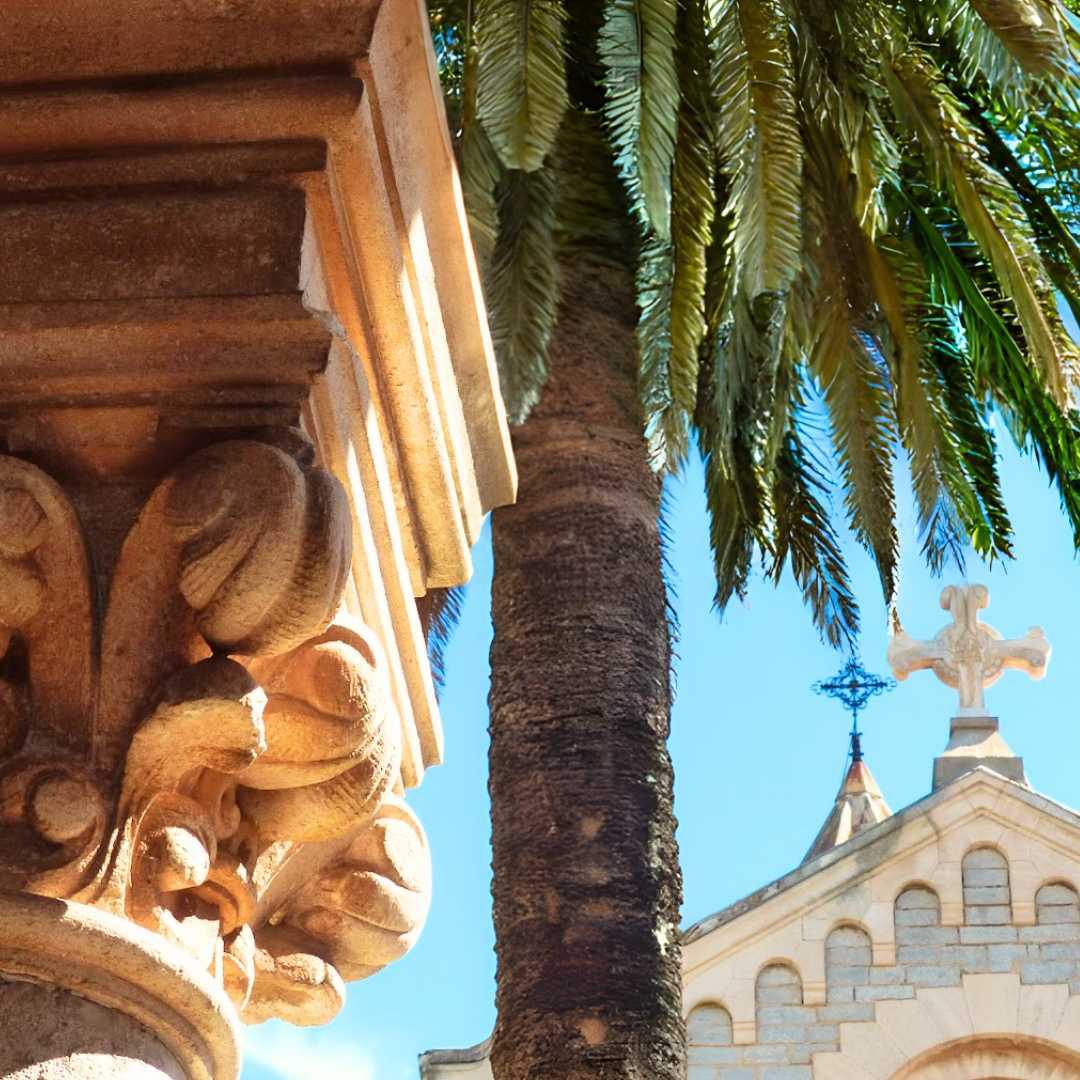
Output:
(1022, 925), (1080, 943)
(1036, 885), (1079, 905)
(690, 1046), (744, 1066)
(761, 1068), (812, 1080)
(758, 966), (801, 987)
(907, 965), (962, 987)
(869, 966), (907, 985)
(966, 905), (1012, 926)
(1040, 943), (1080, 960)
(896, 888), (940, 909)
(894, 908), (939, 927)
(1020, 959), (1077, 984)
(895, 926), (959, 946)
(808, 1024), (840, 1044)
(825, 946), (872, 967)
(988, 944), (1030, 972)
(855, 985), (916, 1002)
(756, 1006), (816, 1026)
(756, 985), (803, 1006)
(716, 1070), (753, 1080)
(744, 1044), (788, 1063)
(818, 1003), (876, 1023)
(962, 867), (1009, 888)
(688, 1066), (719, 1080)
(959, 926), (1018, 944)
(963, 886), (1011, 905)
(1037, 906), (1080, 925)
(827, 927), (872, 948)
(825, 965), (869, 987)
(825, 985), (854, 1004)
(758, 1024), (811, 1044)
(958, 945), (992, 972)
(964, 849), (1008, 870)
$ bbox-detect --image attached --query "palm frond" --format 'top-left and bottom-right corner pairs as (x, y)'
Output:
(888, 50), (1080, 403)
(487, 167), (561, 422)
(638, 234), (682, 466)
(771, 417), (859, 649)
(870, 232), (1014, 569)
(708, 0), (802, 300)
(908, 195), (1080, 546)
(598, 0), (680, 237)
(967, 0), (1071, 77)
(460, 40), (502, 270)
(664, 0), (716, 462)
(475, 0), (569, 172)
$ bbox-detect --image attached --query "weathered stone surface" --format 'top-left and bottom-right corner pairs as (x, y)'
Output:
(0, 979), (183, 1079)
(0, 2), (516, 1077)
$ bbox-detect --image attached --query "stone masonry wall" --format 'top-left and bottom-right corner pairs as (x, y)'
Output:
(687, 849), (1080, 1079)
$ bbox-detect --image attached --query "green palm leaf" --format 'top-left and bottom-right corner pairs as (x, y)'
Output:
(664, 0), (716, 460)
(771, 419), (859, 649)
(708, 0), (802, 300)
(461, 41), (503, 270)
(598, 0), (680, 237)
(487, 168), (561, 422)
(475, 0), (570, 172)
(887, 50), (1080, 404)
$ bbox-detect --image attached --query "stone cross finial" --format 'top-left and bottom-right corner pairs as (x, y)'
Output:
(888, 585), (1051, 790)
(888, 584), (1051, 717)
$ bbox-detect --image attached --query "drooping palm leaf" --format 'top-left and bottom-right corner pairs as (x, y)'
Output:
(662, 0), (715, 462)
(770, 415), (860, 649)
(967, 0), (1072, 77)
(461, 38), (503, 269)
(475, 0), (570, 172)
(707, 0), (803, 301)
(887, 50), (1080, 403)
(487, 167), (561, 423)
(598, 0), (680, 237)
(442, 0), (1080, 651)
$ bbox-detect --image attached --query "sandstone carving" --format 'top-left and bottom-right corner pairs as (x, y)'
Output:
(0, 433), (431, 1035)
(889, 583), (1051, 716)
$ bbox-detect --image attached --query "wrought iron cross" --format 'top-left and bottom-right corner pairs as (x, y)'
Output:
(813, 654), (896, 762)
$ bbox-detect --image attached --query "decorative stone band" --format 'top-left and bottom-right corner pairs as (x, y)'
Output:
(0, 891), (240, 1080)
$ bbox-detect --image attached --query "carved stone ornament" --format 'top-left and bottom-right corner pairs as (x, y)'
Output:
(0, 434), (432, 1039)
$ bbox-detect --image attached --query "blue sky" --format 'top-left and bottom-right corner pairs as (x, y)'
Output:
(243, 426), (1080, 1080)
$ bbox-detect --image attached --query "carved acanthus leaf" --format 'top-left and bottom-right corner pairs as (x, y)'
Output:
(278, 796), (431, 980)
(236, 619), (401, 844)
(94, 657), (267, 958)
(166, 437), (351, 656)
(0, 456), (93, 754)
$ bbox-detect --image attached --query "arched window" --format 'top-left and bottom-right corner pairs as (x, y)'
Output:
(895, 884), (942, 935)
(755, 963), (811, 1049)
(1036, 882), (1080, 928)
(687, 1003), (733, 1060)
(755, 962), (803, 1009)
(962, 847), (1011, 926)
(825, 924), (872, 1002)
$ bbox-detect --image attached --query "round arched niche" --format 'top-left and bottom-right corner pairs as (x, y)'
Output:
(893, 1035), (1080, 1080)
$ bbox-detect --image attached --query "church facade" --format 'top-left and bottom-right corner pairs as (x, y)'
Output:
(422, 586), (1080, 1079)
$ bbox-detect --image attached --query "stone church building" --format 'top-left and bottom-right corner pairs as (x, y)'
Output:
(422, 585), (1080, 1079)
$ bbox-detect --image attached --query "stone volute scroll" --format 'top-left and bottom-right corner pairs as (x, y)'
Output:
(888, 584), (1052, 789)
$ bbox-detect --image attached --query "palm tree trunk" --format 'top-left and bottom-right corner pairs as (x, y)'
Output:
(488, 260), (685, 1079)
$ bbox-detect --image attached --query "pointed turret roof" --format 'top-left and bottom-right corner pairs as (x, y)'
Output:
(802, 753), (892, 864)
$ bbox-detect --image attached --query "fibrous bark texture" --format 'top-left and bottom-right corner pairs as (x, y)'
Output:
(488, 261), (685, 1079)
